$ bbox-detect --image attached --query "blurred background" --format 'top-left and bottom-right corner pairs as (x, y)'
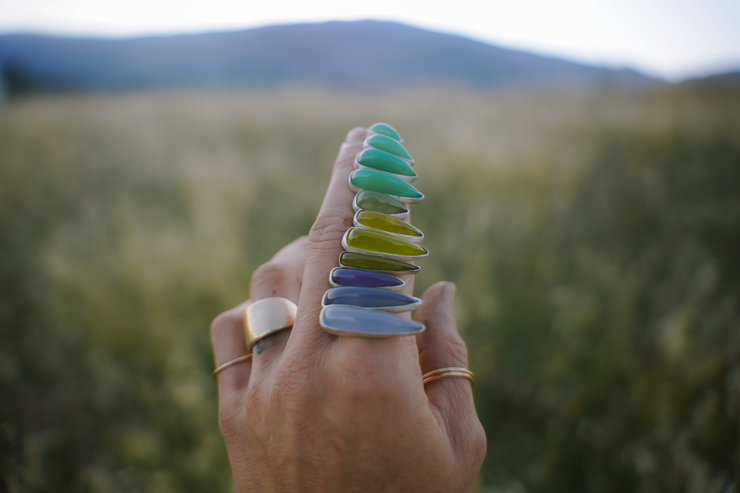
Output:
(1, 1), (739, 492)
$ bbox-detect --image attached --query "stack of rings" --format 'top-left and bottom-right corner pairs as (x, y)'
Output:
(319, 123), (428, 338)
(214, 124), (473, 387)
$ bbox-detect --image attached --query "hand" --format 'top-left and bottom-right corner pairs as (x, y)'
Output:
(210, 127), (486, 492)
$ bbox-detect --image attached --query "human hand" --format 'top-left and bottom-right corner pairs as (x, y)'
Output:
(210, 127), (486, 492)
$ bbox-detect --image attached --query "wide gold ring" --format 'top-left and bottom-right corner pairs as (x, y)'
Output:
(245, 297), (298, 349)
(422, 367), (474, 386)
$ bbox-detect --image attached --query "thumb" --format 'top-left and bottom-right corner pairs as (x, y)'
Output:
(415, 281), (468, 376)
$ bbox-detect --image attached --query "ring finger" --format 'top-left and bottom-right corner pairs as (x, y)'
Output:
(249, 235), (308, 374)
(210, 236), (308, 397)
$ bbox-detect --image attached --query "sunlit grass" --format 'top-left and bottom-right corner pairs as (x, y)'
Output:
(1, 86), (739, 492)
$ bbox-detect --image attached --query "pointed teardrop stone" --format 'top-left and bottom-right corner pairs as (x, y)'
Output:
(357, 148), (416, 178)
(369, 123), (402, 142)
(330, 267), (405, 289)
(339, 252), (420, 274)
(355, 191), (408, 216)
(350, 169), (423, 202)
(320, 305), (425, 337)
(323, 287), (421, 312)
(365, 135), (412, 161)
(355, 210), (423, 241)
(344, 228), (428, 260)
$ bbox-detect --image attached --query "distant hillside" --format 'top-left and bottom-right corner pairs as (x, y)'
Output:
(0, 21), (664, 92)
(684, 70), (740, 87)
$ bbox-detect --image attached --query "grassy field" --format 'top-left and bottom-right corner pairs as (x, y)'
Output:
(1, 86), (739, 492)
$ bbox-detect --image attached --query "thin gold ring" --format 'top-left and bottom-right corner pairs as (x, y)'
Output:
(212, 354), (252, 378)
(423, 367), (474, 386)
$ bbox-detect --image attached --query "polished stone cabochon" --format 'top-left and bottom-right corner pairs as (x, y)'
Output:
(339, 252), (420, 273)
(355, 210), (423, 240)
(320, 305), (425, 337)
(349, 169), (423, 201)
(330, 267), (405, 289)
(323, 286), (421, 312)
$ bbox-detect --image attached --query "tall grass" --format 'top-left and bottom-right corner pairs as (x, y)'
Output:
(1, 86), (739, 492)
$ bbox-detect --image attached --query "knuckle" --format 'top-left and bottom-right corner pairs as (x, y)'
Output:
(251, 261), (290, 296)
(210, 310), (241, 342)
(309, 211), (351, 245)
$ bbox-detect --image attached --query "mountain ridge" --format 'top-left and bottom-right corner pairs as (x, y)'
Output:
(0, 20), (665, 92)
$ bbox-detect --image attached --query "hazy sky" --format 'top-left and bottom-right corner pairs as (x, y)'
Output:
(1, 0), (739, 81)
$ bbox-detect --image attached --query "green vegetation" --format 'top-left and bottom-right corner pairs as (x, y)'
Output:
(1, 87), (739, 492)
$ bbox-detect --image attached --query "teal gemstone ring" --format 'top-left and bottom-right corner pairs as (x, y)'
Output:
(366, 122), (403, 143)
(363, 134), (414, 164)
(354, 148), (417, 183)
(348, 169), (424, 203)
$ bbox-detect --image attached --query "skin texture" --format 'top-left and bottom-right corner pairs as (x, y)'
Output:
(210, 127), (486, 492)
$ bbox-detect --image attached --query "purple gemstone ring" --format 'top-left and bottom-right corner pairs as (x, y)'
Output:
(329, 266), (405, 291)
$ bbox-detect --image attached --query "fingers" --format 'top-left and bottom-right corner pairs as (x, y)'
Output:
(250, 236), (308, 304)
(211, 299), (253, 396)
(210, 236), (308, 400)
(415, 282), (482, 451)
(249, 236), (308, 372)
(291, 127), (368, 347)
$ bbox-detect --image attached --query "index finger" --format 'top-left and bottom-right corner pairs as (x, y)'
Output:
(290, 127), (367, 349)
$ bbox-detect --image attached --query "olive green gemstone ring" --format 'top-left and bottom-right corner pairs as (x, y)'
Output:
(342, 227), (429, 261)
(339, 251), (420, 274)
(353, 210), (424, 243)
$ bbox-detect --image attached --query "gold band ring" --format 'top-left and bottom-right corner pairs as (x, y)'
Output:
(245, 297), (298, 349)
(212, 354), (253, 378)
(423, 367), (474, 386)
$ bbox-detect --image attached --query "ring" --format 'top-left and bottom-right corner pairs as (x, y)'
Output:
(212, 354), (252, 378)
(245, 297), (298, 349)
(422, 367), (474, 386)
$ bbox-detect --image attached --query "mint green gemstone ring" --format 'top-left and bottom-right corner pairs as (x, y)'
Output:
(352, 191), (409, 219)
